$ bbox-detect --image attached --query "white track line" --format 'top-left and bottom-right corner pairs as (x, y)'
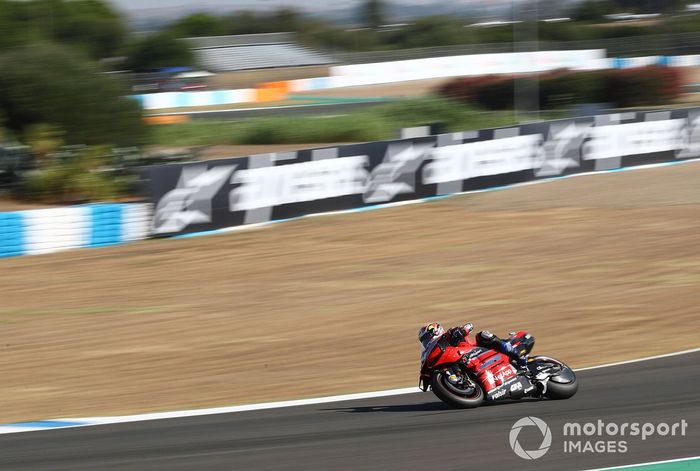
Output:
(1, 347), (698, 434)
(580, 455), (700, 470)
(576, 347), (700, 371)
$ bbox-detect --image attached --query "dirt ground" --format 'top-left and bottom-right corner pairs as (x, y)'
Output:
(1, 162), (700, 422)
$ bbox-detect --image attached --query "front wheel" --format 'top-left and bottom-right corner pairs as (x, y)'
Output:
(546, 376), (578, 399)
(531, 356), (578, 400)
(430, 370), (484, 409)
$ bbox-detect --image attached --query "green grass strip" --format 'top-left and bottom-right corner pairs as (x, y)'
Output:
(147, 97), (521, 147)
(590, 457), (700, 471)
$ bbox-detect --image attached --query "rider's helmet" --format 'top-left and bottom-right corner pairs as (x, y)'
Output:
(418, 323), (444, 349)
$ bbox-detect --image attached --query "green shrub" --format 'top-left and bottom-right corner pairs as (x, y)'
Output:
(148, 116), (389, 147)
(22, 146), (129, 203)
(148, 121), (245, 147)
(147, 98), (519, 147)
(478, 79), (518, 110)
(603, 66), (682, 107)
(438, 66), (683, 110)
(0, 43), (145, 147)
(438, 76), (519, 110)
(539, 70), (607, 108)
(375, 96), (474, 126)
(0, 0), (126, 59)
(123, 32), (195, 72)
(236, 115), (390, 144)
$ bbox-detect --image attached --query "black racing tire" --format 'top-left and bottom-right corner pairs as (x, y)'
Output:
(430, 370), (484, 409)
(545, 375), (578, 399)
(540, 359), (578, 400)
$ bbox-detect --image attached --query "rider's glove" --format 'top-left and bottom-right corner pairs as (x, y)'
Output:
(448, 327), (466, 346)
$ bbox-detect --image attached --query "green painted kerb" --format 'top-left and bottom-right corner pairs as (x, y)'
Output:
(593, 457), (700, 471)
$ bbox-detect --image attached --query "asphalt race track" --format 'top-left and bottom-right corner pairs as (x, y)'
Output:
(1, 351), (698, 470)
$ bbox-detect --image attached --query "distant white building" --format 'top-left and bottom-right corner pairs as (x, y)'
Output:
(604, 13), (661, 21)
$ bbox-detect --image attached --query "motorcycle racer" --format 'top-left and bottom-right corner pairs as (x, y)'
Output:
(418, 323), (446, 363)
(418, 322), (577, 407)
(418, 322), (530, 370)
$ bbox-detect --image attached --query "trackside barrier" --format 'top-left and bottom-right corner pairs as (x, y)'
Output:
(4, 108), (700, 256)
(328, 50), (606, 88)
(290, 53), (700, 92)
(134, 89), (256, 110)
(139, 107), (700, 237)
(255, 81), (292, 102)
(0, 203), (151, 258)
(132, 53), (700, 109)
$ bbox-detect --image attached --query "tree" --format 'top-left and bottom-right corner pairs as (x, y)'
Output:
(570, 0), (615, 22)
(123, 32), (195, 72)
(613, 0), (687, 13)
(0, 1), (38, 49)
(570, 0), (687, 20)
(224, 11), (274, 35)
(54, 0), (127, 58)
(389, 16), (464, 48)
(0, 0), (126, 59)
(362, 0), (387, 30)
(169, 13), (226, 38)
(271, 8), (303, 32)
(0, 43), (145, 147)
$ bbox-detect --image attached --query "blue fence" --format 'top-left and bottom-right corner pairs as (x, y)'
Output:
(0, 203), (151, 258)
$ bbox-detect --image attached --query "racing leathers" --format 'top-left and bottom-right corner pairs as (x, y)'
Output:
(419, 323), (530, 370)
(474, 329), (529, 369)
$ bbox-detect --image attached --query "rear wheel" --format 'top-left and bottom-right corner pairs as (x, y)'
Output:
(430, 369), (484, 409)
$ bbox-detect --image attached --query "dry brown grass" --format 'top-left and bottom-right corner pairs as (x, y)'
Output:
(1, 162), (700, 422)
(0, 199), (54, 212)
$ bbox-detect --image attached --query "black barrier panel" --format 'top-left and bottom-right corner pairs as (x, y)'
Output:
(138, 107), (700, 236)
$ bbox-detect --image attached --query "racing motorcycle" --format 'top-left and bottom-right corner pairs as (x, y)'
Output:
(419, 330), (578, 408)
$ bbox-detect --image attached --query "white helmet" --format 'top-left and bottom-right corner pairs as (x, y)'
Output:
(418, 323), (444, 348)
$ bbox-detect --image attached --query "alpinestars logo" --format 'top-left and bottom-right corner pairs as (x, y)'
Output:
(536, 122), (592, 177)
(676, 112), (700, 159)
(363, 142), (434, 203)
(153, 164), (236, 233)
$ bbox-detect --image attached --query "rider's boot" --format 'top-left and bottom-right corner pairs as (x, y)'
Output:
(515, 356), (531, 376)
